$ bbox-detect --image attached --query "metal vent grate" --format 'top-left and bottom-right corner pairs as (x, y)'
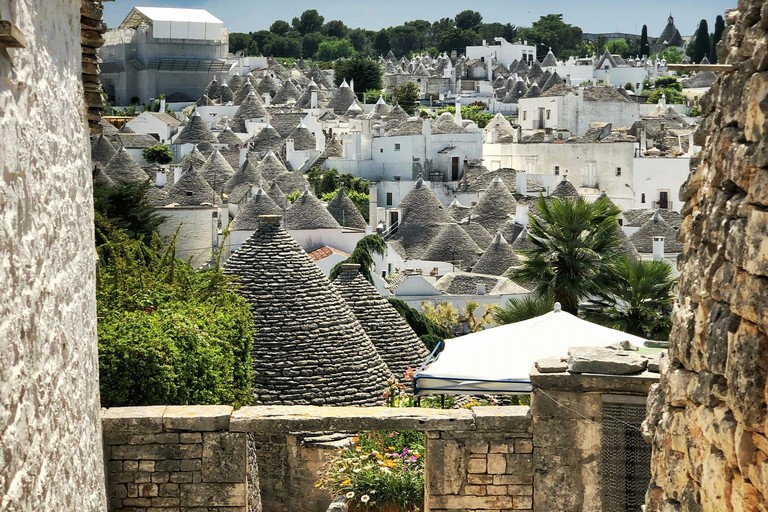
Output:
(600, 396), (651, 512)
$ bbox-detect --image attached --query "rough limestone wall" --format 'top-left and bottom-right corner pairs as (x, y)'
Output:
(0, 1), (107, 510)
(644, 1), (768, 510)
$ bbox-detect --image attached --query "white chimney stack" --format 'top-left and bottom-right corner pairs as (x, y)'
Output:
(310, 90), (318, 109)
(263, 93), (270, 107)
(454, 98), (462, 124)
(515, 170), (528, 195)
(515, 204), (529, 226)
(159, 98), (166, 112)
(173, 165), (182, 184)
(652, 236), (665, 261)
(155, 170), (167, 187)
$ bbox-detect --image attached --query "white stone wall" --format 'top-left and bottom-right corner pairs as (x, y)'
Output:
(0, 1), (107, 509)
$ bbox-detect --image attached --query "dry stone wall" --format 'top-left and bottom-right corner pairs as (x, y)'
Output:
(0, 0), (107, 509)
(644, 1), (768, 510)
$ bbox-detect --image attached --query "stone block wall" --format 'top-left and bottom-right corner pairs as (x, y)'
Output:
(102, 406), (247, 511)
(644, 1), (768, 510)
(425, 407), (533, 512)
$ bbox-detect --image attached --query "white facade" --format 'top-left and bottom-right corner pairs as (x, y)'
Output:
(125, 111), (180, 144)
(517, 92), (643, 135)
(466, 38), (536, 68)
(156, 206), (221, 269)
(632, 157), (691, 212)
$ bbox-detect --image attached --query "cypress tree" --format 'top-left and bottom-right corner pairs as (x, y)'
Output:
(693, 19), (710, 63)
(640, 25), (649, 57)
(711, 15), (725, 63)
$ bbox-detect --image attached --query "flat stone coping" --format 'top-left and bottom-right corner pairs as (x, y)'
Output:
(103, 405), (233, 432)
(529, 368), (659, 394)
(230, 405), (479, 433)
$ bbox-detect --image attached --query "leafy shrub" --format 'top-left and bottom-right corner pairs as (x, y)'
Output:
(142, 144), (173, 164)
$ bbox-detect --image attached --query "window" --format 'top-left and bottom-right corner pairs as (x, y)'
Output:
(386, 192), (393, 206)
(641, 193), (646, 204)
(380, 148), (383, 153)
(523, 111), (527, 121)
(554, 165), (560, 176)
(546, 110), (551, 120)
(394, 143), (401, 151)
(616, 167), (622, 176)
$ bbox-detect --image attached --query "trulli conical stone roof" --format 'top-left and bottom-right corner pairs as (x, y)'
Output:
(541, 71), (564, 92)
(92, 166), (115, 187)
(615, 224), (641, 261)
(460, 218), (494, 250)
(257, 74), (278, 97)
(255, 150), (289, 181)
(540, 49), (558, 68)
(231, 92), (269, 133)
(500, 219), (524, 245)
(294, 80), (328, 109)
(421, 223), (483, 270)
(267, 180), (288, 209)
(234, 79), (256, 105)
(230, 187), (282, 231)
(91, 134), (117, 168)
(288, 121), (316, 151)
(549, 176), (581, 199)
(472, 176), (518, 234)
(327, 79), (357, 114)
(327, 188), (367, 230)
(217, 123), (243, 146)
(510, 225), (536, 252)
(537, 69), (551, 87)
(200, 148), (236, 192)
(273, 79), (301, 105)
(179, 146), (206, 171)
(223, 216), (393, 406)
(174, 112), (218, 145)
(512, 58), (530, 76)
(164, 166), (217, 206)
(204, 76), (220, 101)
(333, 264), (430, 378)
(323, 136), (343, 158)
(248, 123), (283, 154)
(432, 113), (463, 134)
(218, 82), (234, 104)
(472, 232), (520, 275)
(286, 188), (341, 230)
(628, 211), (683, 253)
(395, 177), (453, 259)
(228, 74), (243, 94)
(523, 83), (542, 99)
(528, 60), (545, 80)
(223, 155), (265, 202)
(503, 80), (528, 103)
(273, 171), (309, 196)
(447, 198), (471, 222)
(196, 93), (214, 107)
(104, 147), (149, 185)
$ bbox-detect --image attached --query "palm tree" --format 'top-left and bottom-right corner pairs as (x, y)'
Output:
(493, 295), (554, 325)
(329, 234), (386, 283)
(581, 256), (676, 340)
(510, 195), (622, 314)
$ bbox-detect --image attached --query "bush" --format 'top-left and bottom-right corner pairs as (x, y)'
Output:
(388, 298), (452, 351)
(142, 144), (173, 164)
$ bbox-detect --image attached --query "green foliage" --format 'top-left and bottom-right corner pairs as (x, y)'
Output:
(653, 46), (684, 64)
(330, 234), (385, 283)
(510, 195), (622, 314)
(302, 31), (324, 58)
(455, 10), (483, 31)
(229, 32), (250, 54)
(95, 223), (253, 407)
(437, 105), (493, 127)
(580, 257), (676, 341)
(316, 38), (356, 61)
(93, 182), (165, 244)
(393, 82), (420, 114)
(624, 82), (635, 92)
(518, 14), (583, 60)
(387, 298), (452, 351)
(308, 167), (369, 196)
(640, 76), (684, 105)
(142, 144), (173, 164)
(603, 38), (629, 57)
(334, 57), (383, 95)
(323, 19), (348, 38)
(640, 25), (650, 57)
(421, 301), (459, 333)
(292, 9), (324, 36)
(269, 19), (293, 36)
(692, 19), (710, 64)
(493, 295), (554, 325)
(711, 15), (725, 63)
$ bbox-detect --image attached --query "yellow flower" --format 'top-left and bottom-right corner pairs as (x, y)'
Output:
(356, 446), (362, 452)
(314, 482), (322, 488)
(341, 479), (351, 487)
(352, 436), (359, 443)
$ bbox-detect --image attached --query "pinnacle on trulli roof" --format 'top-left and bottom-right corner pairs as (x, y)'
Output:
(164, 165), (217, 207)
(200, 148), (236, 192)
(523, 83), (542, 99)
(326, 187), (367, 230)
(255, 150), (289, 181)
(472, 176), (518, 234)
(448, 197), (471, 222)
(222, 215), (393, 406)
(230, 186), (282, 231)
(104, 146), (149, 185)
(285, 187), (341, 230)
(549, 176), (581, 199)
(223, 155), (265, 202)
(174, 111), (218, 145)
(421, 223), (483, 270)
(231, 91), (269, 133)
(327, 79), (357, 114)
(472, 232), (521, 276)
(91, 134), (116, 168)
(394, 177), (454, 259)
(217, 121), (243, 146)
(333, 264), (430, 378)
(203, 76), (220, 100)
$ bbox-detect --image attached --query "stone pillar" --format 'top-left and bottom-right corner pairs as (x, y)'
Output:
(1, 0), (107, 509)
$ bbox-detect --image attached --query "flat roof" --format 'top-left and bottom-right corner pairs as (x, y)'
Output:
(133, 6), (223, 25)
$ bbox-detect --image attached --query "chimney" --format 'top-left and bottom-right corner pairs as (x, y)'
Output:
(515, 170), (527, 195)
(159, 98), (166, 112)
(258, 214), (282, 229)
(173, 165), (182, 184)
(515, 204), (529, 226)
(340, 262), (361, 279)
(454, 98), (462, 124)
(476, 283), (486, 295)
(155, 170), (167, 187)
(263, 93), (270, 107)
(310, 90), (318, 109)
(349, 78), (354, 93)
(652, 236), (665, 261)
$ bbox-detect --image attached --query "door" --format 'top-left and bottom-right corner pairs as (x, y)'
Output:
(452, 157), (459, 180)
(389, 210), (399, 233)
(658, 191), (669, 209)
(538, 107), (546, 129)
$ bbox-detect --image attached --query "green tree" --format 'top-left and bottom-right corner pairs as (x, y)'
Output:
(389, 25), (421, 56)
(348, 28), (371, 54)
(93, 181), (165, 244)
(404, 19), (433, 51)
(334, 56), (383, 96)
(373, 29), (390, 55)
(510, 195), (622, 314)
(142, 144), (173, 164)
(323, 19), (348, 38)
(393, 82), (420, 114)
(330, 234), (386, 283)
(269, 19), (292, 36)
(439, 28), (479, 52)
(302, 31), (324, 58)
(229, 32), (250, 54)
(292, 9), (324, 36)
(421, 301), (459, 335)
(603, 38), (630, 58)
(654, 46), (684, 64)
(315, 38), (356, 60)
(640, 25), (649, 57)
(387, 298), (452, 351)
(493, 295), (554, 325)
(692, 19), (710, 63)
(262, 35), (302, 58)
(711, 15), (725, 63)
(455, 10), (483, 32)
(519, 14), (583, 60)
(580, 257), (676, 340)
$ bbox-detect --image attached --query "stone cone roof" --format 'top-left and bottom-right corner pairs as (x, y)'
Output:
(174, 112), (218, 145)
(528, 60), (545, 80)
(421, 223), (483, 269)
(179, 146), (206, 171)
(204, 76), (220, 100)
(333, 264), (430, 378)
(327, 188), (367, 230)
(294, 81), (328, 109)
(257, 74), (278, 97)
(386, 104), (410, 121)
(510, 225), (537, 252)
(322, 136), (343, 158)
(615, 224), (641, 260)
(255, 150), (289, 181)
(459, 219), (493, 250)
(272, 172), (309, 196)
(501, 219), (524, 245)
(504, 80), (527, 103)
(432, 113), (463, 134)
(448, 198), (471, 222)
(273, 79), (301, 105)
(201, 149), (236, 192)
(327, 80), (357, 114)
(223, 156), (265, 201)
(286, 188), (341, 230)
(472, 177), (518, 234)
(196, 94), (214, 107)
(628, 211), (683, 253)
(218, 82), (234, 104)
(223, 216), (393, 406)
(91, 134), (116, 168)
(104, 147), (149, 185)
(92, 166), (115, 187)
(217, 124), (243, 146)
(540, 50), (558, 68)
(232, 92), (269, 133)
(537, 70), (551, 87)
(249, 124), (283, 154)
(228, 74), (243, 94)
(234, 79), (256, 105)
(230, 187), (282, 231)
(289, 122), (316, 151)
(472, 232), (520, 276)
(523, 83), (541, 99)
(119, 123), (134, 134)
(267, 180), (288, 209)
(164, 166), (217, 206)
(512, 58), (530, 76)
(541, 71), (564, 92)
(395, 177), (453, 259)
(549, 177), (581, 199)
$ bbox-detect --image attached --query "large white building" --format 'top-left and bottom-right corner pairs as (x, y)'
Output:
(466, 37), (537, 68)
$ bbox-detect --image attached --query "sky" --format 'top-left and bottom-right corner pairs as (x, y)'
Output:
(103, 1), (734, 38)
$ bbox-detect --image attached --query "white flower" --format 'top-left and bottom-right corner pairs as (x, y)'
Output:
(361, 495), (370, 503)
(346, 491), (355, 499)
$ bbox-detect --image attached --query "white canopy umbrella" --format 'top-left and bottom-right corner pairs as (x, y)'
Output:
(413, 303), (648, 395)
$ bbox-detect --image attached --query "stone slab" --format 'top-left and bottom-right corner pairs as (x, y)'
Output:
(102, 406), (167, 434)
(567, 347), (648, 375)
(163, 405), (233, 431)
(230, 406), (475, 433)
(535, 356), (568, 373)
(529, 368), (658, 394)
(473, 406), (531, 432)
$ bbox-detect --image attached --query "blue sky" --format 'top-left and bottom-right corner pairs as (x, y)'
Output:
(104, 1), (734, 37)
